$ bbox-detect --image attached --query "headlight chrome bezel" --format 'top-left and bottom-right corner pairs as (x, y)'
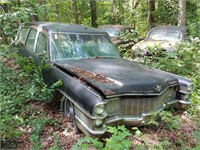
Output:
(93, 103), (106, 127)
(179, 83), (193, 94)
(178, 82), (193, 101)
(94, 103), (106, 116)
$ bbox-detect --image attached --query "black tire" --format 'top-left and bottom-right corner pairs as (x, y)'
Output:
(63, 97), (81, 134)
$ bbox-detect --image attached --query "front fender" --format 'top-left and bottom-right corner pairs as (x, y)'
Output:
(51, 64), (103, 115)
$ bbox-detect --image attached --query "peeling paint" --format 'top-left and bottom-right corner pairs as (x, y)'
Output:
(104, 89), (115, 95)
(68, 67), (114, 84)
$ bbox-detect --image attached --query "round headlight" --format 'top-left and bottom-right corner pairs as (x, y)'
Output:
(94, 104), (105, 115)
(94, 119), (104, 127)
(179, 83), (193, 93)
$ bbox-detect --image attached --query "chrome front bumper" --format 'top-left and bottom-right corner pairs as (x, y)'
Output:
(74, 99), (192, 137)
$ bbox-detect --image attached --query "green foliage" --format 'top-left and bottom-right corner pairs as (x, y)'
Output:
(132, 127), (143, 137)
(30, 118), (50, 150)
(121, 29), (138, 42)
(45, 0), (72, 23)
(190, 130), (200, 149)
(142, 109), (181, 131)
(0, 45), (61, 141)
(117, 29), (139, 57)
(136, 44), (199, 77)
(29, 117), (61, 150)
(105, 126), (132, 150)
(188, 21), (200, 38)
(159, 111), (181, 131)
(186, 0), (200, 37)
(12, 53), (54, 102)
(72, 125), (132, 150)
(0, 7), (31, 43)
(0, 0), (199, 41)
(72, 137), (103, 150)
(155, 0), (179, 25)
(152, 138), (171, 150)
(131, 0), (149, 36)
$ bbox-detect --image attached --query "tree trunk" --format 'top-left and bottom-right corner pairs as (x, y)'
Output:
(178, 0), (186, 26)
(72, 0), (79, 24)
(131, 0), (139, 28)
(148, 0), (156, 28)
(0, 3), (8, 13)
(111, 0), (116, 24)
(119, 0), (124, 24)
(89, 0), (97, 28)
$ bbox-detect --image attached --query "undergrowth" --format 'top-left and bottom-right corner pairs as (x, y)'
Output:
(0, 45), (61, 148)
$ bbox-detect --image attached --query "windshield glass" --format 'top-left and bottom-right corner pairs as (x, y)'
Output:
(50, 33), (119, 61)
(147, 30), (182, 41)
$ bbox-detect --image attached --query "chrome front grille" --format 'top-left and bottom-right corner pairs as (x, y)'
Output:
(120, 87), (176, 116)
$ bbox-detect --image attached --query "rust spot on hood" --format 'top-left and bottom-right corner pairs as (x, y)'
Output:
(104, 89), (115, 95)
(68, 67), (114, 84)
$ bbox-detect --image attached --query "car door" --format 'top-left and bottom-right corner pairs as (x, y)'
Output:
(35, 31), (48, 62)
(22, 27), (37, 57)
(35, 30), (60, 86)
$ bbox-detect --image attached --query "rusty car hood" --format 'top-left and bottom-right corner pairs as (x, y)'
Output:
(54, 58), (179, 97)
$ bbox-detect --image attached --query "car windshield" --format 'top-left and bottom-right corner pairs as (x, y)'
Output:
(147, 30), (182, 41)
(50, 33), (120, 61)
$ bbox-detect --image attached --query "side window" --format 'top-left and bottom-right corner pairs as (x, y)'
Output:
(19, 28), (28, 43)
(25, 29), (37, 51)
(36, 33), (47, 54)
(16, 27), (29, 45)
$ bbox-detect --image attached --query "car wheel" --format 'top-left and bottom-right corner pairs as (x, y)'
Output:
(63, 97), (81, 134)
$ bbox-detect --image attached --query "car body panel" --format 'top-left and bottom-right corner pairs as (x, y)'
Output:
(54, 58), (179, 97)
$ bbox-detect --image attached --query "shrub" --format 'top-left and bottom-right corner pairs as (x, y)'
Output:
(0, 45), (61, 141)
(72, 125), (132, 150)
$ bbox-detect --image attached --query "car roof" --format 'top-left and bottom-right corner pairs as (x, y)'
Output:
(23, 22), (107, 34)
(98, 25), (133, 31)
(150, 25), (186, 33)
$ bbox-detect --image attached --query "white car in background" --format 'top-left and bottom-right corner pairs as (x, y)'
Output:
(132, 26), (186, 56)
